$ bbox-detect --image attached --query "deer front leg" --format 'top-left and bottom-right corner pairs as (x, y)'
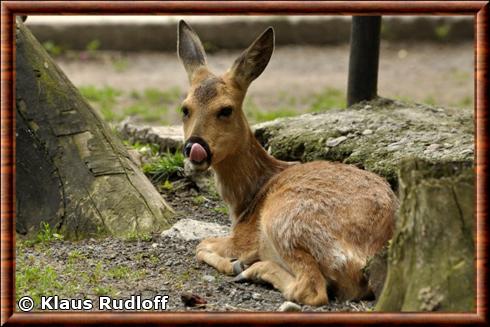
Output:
(196, 236), (259, 276)
(196, 236), (236, 275)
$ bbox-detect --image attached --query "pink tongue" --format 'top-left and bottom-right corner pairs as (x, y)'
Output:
(189, 143), (207, 163)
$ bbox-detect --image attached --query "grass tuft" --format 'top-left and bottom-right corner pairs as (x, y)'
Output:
(142, 151), (185, 184)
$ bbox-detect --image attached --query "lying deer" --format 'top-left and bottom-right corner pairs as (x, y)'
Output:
(177, 20), (397, 305)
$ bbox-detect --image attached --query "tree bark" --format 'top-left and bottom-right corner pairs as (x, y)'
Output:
(15, 19), (173, 239)
(376, 159), (475, 311)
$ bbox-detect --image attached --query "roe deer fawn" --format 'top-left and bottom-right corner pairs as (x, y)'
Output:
(177, 20), (397, 306)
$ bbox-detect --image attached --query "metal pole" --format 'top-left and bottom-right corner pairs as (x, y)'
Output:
(347, 16), (382, 106)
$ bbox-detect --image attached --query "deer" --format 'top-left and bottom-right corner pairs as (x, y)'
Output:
(177, 20), (398, 306)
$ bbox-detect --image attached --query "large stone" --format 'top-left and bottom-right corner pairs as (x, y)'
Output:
(161, 219), (230, 241)
(253, 98), (473, 189)
(119, 118), (184, 153)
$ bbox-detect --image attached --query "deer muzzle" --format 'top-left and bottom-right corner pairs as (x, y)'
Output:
(184, 136), (212, 165)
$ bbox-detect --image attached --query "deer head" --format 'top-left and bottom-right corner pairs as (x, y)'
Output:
(177, 20), (274, 172)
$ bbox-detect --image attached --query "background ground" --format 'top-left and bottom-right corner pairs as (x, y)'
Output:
(53, 42), (473, 125)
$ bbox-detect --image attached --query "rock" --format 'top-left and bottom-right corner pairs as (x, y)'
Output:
(362, 129), (373, 135)
(151, 243), (159, 248)
(278, 301), (302, 312)
(252, 292), (261, 300)
(118, 119), (184, 152)
(326, 136), (348, 147)
(161, 219), (230, 241)
(202, 275), (216, 283)
(426, 143), (441, 152)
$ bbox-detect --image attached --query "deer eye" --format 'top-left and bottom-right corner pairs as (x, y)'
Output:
(181, 106), (190, 119)
(217, 106), (233, 119)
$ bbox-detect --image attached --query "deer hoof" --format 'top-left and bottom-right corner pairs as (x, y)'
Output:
(232, 273), (248, 283)
(232, 260), (244, 275)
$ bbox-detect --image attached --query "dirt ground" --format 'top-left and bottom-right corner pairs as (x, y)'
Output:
(55, 42), (473, 125)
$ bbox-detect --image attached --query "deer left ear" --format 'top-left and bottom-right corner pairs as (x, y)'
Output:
(228, 27), (274, 90)
(178, 20), (207, 82)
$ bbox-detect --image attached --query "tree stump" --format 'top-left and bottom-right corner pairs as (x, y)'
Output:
(15, 19), (173, 239)
(376, 159), (475, 311)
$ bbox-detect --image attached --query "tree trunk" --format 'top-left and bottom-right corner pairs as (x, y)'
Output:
(15, 19), (173, 239)
(376, 159), (475, 311)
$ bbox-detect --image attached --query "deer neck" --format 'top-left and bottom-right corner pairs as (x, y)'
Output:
(213, 130), (289, 225)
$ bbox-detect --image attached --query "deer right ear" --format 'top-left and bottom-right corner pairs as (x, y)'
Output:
(178, 20), (207, 82)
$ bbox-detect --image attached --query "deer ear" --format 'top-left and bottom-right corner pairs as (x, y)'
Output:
(178, 20), (207, 82)
(229, 27), (274, 89)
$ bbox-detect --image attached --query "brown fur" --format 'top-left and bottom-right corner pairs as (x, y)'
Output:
(177, 20), (398, 305)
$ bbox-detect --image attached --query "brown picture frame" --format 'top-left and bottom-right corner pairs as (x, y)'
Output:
(1, 1), (488, 325)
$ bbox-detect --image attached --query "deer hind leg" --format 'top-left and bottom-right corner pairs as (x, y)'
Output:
(234, 248), (328, 306)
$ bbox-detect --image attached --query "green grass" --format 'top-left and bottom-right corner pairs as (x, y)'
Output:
(143, 87), (181, 104)
(213, 205), (229, 215)
(142, 151), (185, 184)
(79, 85), (122, 121)
(123, 231), (153, 242)
(244, 88), (346, 123)
(122, 104), (168, 123)
(79, 85), (182, 123)
(456, 95), (473, 108)
(67, 250), (87, 264)
(192, 195), (207, 205)
(16, 264), (63, 305)
(309, 88), (346, 112)
(244, 98), (297, 123)
(108, 265), (131, 280)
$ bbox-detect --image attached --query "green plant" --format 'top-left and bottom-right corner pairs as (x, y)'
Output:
(142, 151), (185, 184)
(22, 222), (64, 247)
(161, 180), (173, 191)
